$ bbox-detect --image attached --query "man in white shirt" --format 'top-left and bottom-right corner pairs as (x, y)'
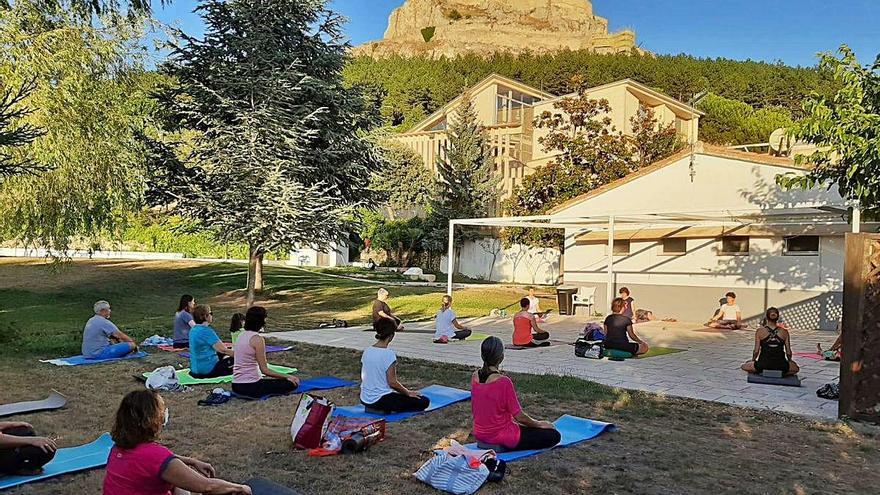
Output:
(707, 292), (743, 329)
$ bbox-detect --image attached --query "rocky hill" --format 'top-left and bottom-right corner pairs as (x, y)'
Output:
(352, 0), (642, 59)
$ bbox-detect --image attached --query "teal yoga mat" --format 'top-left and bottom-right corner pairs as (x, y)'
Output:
(333, 385), (470, 422)
(463, 415), (616, 461)
(0, 433), (113, 490)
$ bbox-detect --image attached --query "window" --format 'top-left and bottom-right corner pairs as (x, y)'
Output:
(784, 236), (820, 255)
(720, 236), (750, 255)
(661, 238), (687, 255)
(612, 240), (630, 255)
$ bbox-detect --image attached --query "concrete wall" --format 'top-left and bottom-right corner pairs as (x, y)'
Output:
(440, 238), (561, 285)
(287, 242), (348, 268)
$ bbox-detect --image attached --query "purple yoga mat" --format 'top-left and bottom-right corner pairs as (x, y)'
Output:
(180, 345), (291, 358)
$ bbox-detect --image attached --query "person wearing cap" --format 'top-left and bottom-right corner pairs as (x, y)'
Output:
(81, 300), (137, 359)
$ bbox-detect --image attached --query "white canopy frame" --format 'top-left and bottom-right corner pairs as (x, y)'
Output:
(445, 203), (865, 313)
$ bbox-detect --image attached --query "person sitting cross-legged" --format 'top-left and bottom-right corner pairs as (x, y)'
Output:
(360, 318), (429, 413)
(0, 422), (57, 476)
(471, 336), (561, 452)
(188, 305), (234, 379)
(707, 292), (743, 329)
(433, 295), (472, 344)
(103, 389), (251, 495)
(231, 306), (300, 399)
(512, 298), (550, 347)
(741, 307), (800, 377)
(525, 287), (551, 319)
(82, 300), (137, 360)
(604, 297), (649, 356)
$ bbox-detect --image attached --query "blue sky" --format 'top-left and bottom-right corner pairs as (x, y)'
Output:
(153, 0), (879, 67)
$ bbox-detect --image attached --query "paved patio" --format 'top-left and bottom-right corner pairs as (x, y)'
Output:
(272, 315), (841, 420)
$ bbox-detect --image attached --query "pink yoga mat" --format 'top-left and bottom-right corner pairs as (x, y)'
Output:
(793, 352), (823, 361)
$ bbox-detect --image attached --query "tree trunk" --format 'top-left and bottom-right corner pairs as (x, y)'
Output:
(246, 245), (263, 307)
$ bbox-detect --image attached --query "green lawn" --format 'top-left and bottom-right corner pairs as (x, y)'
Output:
(0, 258), (546, 357)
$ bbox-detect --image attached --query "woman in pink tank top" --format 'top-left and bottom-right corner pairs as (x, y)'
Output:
(231, 306), (299, 399)
(512, 298), (550, 347)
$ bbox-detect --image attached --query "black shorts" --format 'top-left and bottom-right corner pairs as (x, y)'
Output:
(605, 341), (639, 355)
(755, 360), (790, 374)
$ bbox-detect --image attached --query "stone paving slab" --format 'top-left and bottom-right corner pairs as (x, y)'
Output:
(271, 315), (841, 421)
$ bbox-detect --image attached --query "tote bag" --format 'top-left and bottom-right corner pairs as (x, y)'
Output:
(290, 394), (335, 449)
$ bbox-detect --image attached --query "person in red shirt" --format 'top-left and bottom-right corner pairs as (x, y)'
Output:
(103, 390), (250, 495)
(512, 298), (550, 347)
(470, 336), (560, 451)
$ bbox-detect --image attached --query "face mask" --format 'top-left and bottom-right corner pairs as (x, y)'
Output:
(163, 407), (170, 427)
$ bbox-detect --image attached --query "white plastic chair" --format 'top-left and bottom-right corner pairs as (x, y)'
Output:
(571, 286), (596, 315)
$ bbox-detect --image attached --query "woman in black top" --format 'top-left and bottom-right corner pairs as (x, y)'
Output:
(603, 297), (649, 356)
(741, 307), (800, 376)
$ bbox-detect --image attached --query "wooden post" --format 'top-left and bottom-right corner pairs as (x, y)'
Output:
(839, 233), (880, 423)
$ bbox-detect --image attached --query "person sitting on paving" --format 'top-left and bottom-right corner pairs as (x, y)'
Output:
(103, 389), (251, 495)
(188, 305), (235, 379)
(372, 288), (403, 331)
(741, 307), (800, 376)
(471, 336), (561, 452)
(0, 421), (57, 476)
(172, 294), (196, 348)
(82, 300), (137, 360)
(232, 306), (300, 399)
(525, 287), (551, 319)
(817, 323), (842, 361)
(707, 292), (743, 329)
(604, 297), (649, 356)
(360, 318), (429, 413)
(433, 295), (473, 344)
(512, 298), (550, 347)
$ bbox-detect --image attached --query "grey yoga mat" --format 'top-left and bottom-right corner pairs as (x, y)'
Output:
(0, 391), (67, 418)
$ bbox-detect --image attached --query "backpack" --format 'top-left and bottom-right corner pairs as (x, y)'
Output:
(574, 338), (604, 359)
(583, 322), (605, 341)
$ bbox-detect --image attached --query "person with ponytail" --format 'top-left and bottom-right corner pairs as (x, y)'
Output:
(433, 295), (473, 344)
(172, 295), (196, 348)
(228, 313), (245, 344)
(471, 337), (560, 452)
(359, 318), (429, 413)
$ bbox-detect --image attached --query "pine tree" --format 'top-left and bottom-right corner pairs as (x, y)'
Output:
(425, 94), (496, 252)
(163, 0), (381, 305)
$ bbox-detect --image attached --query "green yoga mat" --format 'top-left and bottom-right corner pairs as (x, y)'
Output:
(142, 365), (298, 385)
(604, 347), (684, 360)
(452, 331), (491, 343)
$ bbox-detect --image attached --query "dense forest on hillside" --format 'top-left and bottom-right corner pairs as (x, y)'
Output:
(343, 50), (837, 144)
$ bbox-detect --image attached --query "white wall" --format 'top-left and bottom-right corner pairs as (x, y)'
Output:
(287, 242), (348, 268)
(440, 238), (561, 285)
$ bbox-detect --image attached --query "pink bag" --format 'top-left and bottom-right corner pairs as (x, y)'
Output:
(290, 394), (335, 449)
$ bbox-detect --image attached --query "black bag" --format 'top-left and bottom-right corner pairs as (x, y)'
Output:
(816, 382), (839, 400)
(484, 457), (507, 483)
(574, 338), (604, 359)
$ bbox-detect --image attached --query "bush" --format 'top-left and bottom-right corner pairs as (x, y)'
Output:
(122, 214), (250, 259)
(445, 9), (462, 20)
(421, 26), (436, 42)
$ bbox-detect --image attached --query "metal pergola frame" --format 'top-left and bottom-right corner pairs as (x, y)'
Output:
(446, 202), (866, 312)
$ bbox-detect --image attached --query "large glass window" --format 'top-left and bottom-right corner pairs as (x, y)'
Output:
(495, 85), (541, 124)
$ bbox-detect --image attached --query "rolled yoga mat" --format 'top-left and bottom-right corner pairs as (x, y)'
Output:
(0, 391), (67, 418)
(0, 433), (113, 490)
(333, 385), (471, 422)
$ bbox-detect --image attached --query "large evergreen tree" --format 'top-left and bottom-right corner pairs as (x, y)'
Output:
(424, 94), (496, 252)
(163, 0), (381, 305)
(0, 80), (42, 180)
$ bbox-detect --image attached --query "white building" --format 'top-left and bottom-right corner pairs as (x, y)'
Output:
(448, 143), (873, 331)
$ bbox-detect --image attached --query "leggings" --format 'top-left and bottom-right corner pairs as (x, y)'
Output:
(514, 425), (561, 451)
(88, 342), (134, 360)
(0, 426), (56, 474)
(232, 378), (297, 398)
(190, 355), (233, 379)
(363, 392), (430, 413)
(519, 332), (551, 347)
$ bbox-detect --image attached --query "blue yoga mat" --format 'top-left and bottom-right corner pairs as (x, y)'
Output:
(40, 351), (148, 366)
(464, 415), (616, 462)
(0, 433), (113, 490)
(180, 345), (291, 358)
(334, 385), (471, 422)
(232, 376), (356, 401)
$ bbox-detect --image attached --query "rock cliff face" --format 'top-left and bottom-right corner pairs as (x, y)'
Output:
(352, 0), (642, 59)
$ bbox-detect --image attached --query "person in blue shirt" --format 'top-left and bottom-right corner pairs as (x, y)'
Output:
(188, 305), (234, 378)
(82, 300), (137, 360)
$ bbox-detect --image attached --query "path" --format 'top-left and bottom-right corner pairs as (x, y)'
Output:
(272, 316), (840, 420)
